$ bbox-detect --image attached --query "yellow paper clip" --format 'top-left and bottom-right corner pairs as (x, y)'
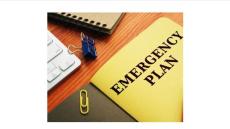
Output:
(80, 89), (89, 115)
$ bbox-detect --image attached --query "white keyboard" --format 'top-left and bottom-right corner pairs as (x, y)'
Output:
(47, 31), (81, 91)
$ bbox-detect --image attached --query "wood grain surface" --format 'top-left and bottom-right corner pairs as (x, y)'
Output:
(48, 13), (183, 112)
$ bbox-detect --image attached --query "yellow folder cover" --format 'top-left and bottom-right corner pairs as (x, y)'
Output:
(91, 17), (183, 122)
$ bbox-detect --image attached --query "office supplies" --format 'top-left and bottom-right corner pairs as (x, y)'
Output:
(81, 33), (97, 58)
(47, 31), (81, 91)
(90, 18), (183, 122)
(48, 13), (125, 35)
(48, 84), (136, 122)
(80, 89), (89, 115)
(67, 32), (97, 59)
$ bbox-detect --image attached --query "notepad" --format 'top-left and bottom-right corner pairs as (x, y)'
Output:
(90, 17), (183, 122)
(48, 13), (124, 34)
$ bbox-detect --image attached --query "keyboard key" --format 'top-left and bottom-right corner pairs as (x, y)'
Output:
(47, 67), (61, 82)
(47, 35), (53, 45)
(47, 63), (56, 74)
(47, 42), (63, 62)
(59, 57), (75, 71)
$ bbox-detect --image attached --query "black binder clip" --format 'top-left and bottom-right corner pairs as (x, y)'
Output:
(81, 33), (97, 59)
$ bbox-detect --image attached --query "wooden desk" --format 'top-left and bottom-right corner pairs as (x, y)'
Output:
(48, 13), (183, 112)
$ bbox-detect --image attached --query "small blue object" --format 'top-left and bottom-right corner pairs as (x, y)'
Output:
(81, 33), (97, 59)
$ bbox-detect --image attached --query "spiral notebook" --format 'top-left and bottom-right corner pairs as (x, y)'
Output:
(48, 12), (124, 34)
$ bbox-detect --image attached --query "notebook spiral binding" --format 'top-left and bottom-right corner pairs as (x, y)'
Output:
(58, 12), (109, 29)
(48, 12), (124, 35)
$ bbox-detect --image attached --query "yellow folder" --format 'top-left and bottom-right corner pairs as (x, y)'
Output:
(91, 17), (183, 122)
